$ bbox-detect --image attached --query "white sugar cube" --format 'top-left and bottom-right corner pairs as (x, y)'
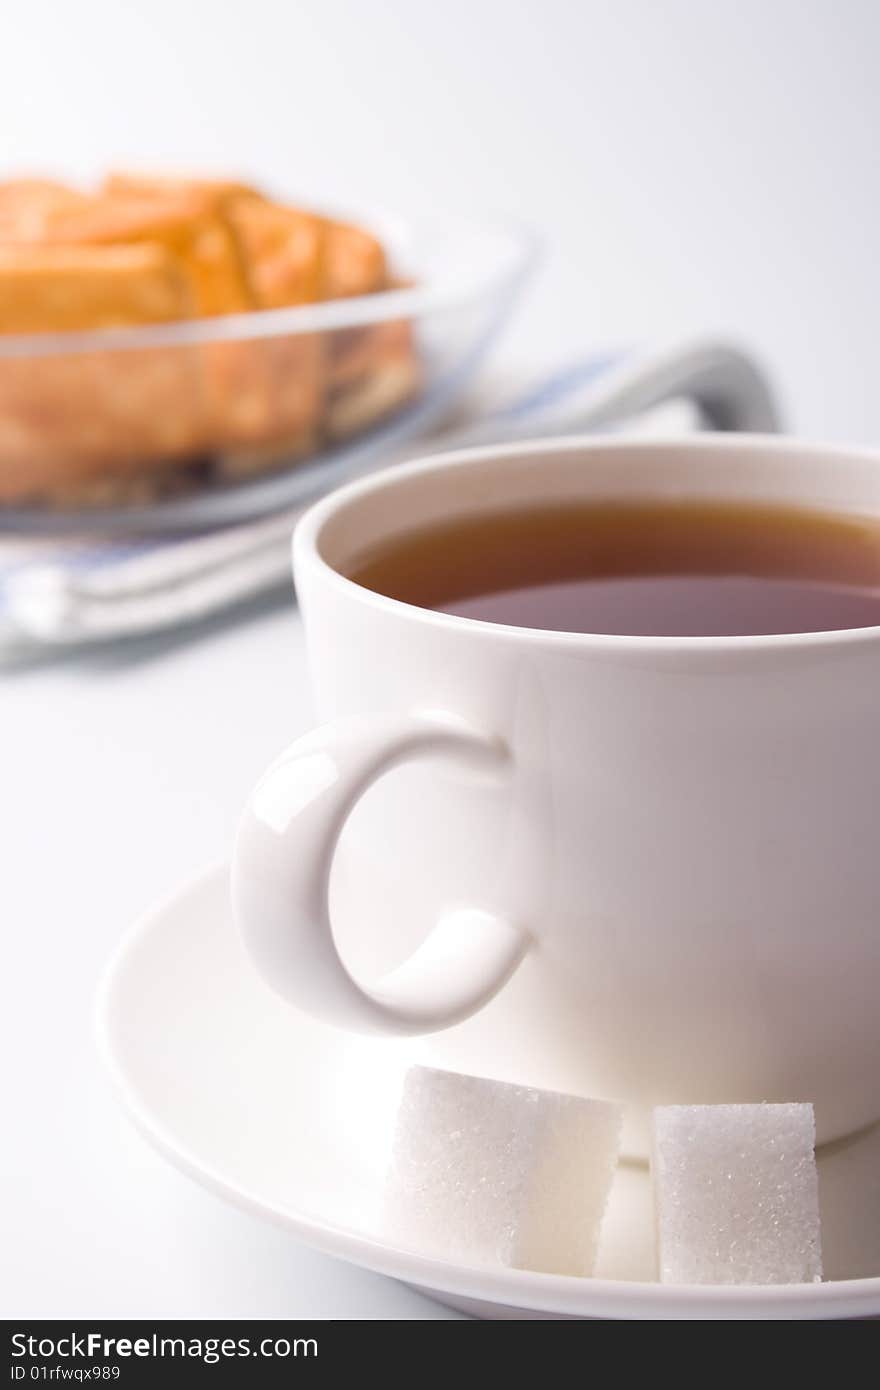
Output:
(383, 1065), (622, 1276)
(652, 1103), (823, 1285)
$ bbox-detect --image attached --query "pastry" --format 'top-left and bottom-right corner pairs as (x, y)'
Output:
(0, 241), (194, 332)
(0, 179), (88, 242)
(211, 195), (324, 470)
(0, 172), (420, 506)
(102, 172), (259, 207)
(0, 242), (204, 500)
(321, 217), (387, 299)
(39, 190), (249, 312)
(326, 318), (419, 442)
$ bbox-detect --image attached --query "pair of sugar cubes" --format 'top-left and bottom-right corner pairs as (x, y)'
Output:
(384, 1067), (823, 1284)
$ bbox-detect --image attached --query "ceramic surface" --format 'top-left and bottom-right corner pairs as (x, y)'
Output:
(234, 435), (880, 1149)
(98, 869), (880, 1320)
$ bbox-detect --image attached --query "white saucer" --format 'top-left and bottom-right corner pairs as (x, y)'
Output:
(97, 866), (880, 1320)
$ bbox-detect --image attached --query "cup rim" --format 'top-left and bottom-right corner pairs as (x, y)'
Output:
(293, 432), (880, 654)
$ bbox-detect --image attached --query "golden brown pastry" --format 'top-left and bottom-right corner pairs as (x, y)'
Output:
(225, 198), (323, 308)
(320, 218), (387, 299)
(38, 191), (251, 316)
(0, 173), (419, 506)
(102, 171), (259, 208)
(208, 197), (325, 472)
(0, 179), (88, 242)
(47, 192), (297, 452)
(0, 242), (193, 332)
(100, 182), (326, 456)
(326, 319), (420, 441)
(0, 346), (206, 502)
(101, 177), (389, 302)
(0, 241), (205, 499)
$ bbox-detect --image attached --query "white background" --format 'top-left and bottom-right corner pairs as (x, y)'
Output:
(2, 0), (880, 1319)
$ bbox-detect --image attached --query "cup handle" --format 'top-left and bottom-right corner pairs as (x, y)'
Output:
(231, 711), (530, 1035)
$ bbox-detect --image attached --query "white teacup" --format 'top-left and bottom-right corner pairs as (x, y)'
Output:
(232, 435), (880, 1149)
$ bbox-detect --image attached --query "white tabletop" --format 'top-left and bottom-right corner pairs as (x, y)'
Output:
(3, 0), (880, 1319)
(1, 603), (466, 1318)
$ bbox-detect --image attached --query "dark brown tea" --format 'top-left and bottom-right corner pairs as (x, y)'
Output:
(347, 499), (880, 636)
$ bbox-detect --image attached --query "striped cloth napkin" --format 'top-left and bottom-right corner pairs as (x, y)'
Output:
(0, 338), (779, 660)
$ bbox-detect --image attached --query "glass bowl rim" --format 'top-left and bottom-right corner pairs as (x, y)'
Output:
(0, 213), (538, 359)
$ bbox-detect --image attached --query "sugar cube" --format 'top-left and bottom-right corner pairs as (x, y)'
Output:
(383, 1065), (623, 1276)
(651, 1103), (823, 1285)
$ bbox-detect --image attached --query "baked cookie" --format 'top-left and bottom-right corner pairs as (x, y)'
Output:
(0, 173), (419, 506)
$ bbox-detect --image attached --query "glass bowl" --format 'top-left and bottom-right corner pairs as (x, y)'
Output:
(0, 213), (535, 533)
